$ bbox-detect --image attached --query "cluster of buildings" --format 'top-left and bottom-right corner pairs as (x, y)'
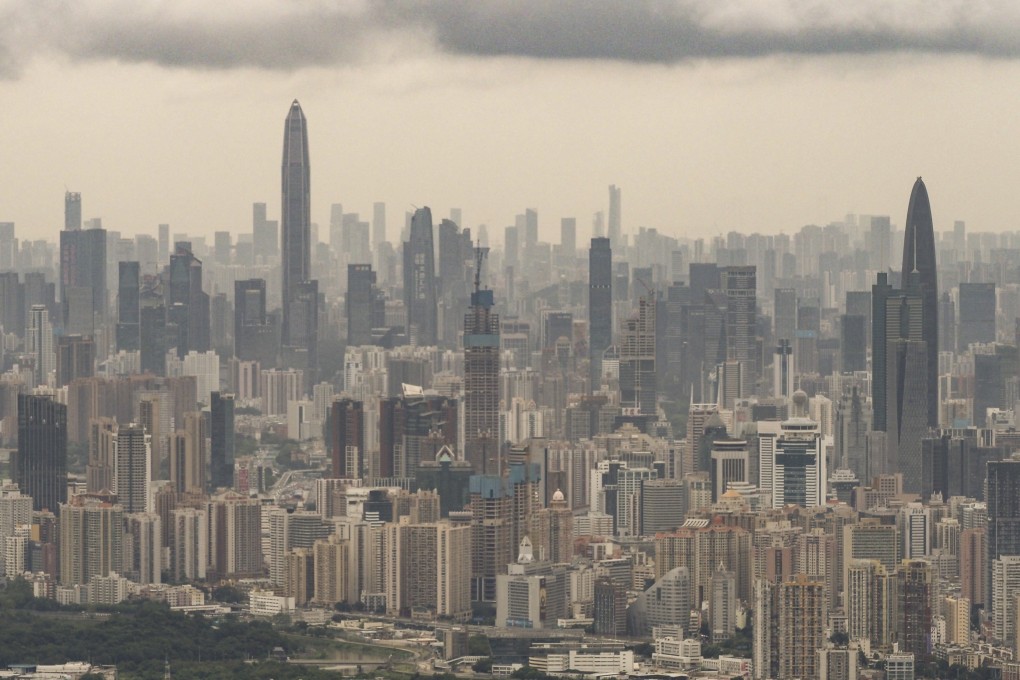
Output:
(7, 102), (1020, 679)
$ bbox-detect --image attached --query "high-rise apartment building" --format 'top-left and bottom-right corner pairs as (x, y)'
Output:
(113, 424), (150, 514)
(26, 304), (54, 386)
(59, 494), (124, 586)
(777, 575), (827, 680)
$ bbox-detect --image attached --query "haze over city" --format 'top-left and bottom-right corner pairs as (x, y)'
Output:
(5, 1), (1020, 239)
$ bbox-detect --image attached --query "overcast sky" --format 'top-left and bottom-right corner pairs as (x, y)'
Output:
(3, 1), (1020, 244)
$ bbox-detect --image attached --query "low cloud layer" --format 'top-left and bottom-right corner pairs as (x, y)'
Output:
(2, 0), (1020, 77)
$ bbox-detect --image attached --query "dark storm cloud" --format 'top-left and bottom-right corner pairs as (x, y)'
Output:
(2, 1), (1019, 76)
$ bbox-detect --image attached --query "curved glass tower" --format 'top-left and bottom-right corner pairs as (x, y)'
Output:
(900, 177), (938, 427)
(281, 100), (311, 348)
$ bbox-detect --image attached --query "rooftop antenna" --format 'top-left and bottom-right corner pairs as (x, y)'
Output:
(473, 240), (490, 294)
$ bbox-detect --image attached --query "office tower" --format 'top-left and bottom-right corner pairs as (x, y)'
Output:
(618, 294), (656, 415)
(897, 559), (934, 663)
(871, 273), (894, 431)
(210, 392), (235, 491)
(869, 215), (891, 272)
(836, 386), (870, 481)
(372, 201), (386, 249)
(987, 456), (1020, 606)
(253, 202), (274, 261)
(213, 231), (231, 265)
(884, 287), (928, 493)
(464, 248), (500, 473)
(55, 334), (93, 387)
(380, 391), (458, 479)
(722, 266), (757, 391)
(234, 278), (277, 366)
(840, 314), (866, 373)
(169, 412), (206, 495)
(59, 494), (124, 586)
(26, 304), (54, 386)
(758, 402), (825, 508)
(709, 438), (749, 502)
(0, 223), (13, 272)
(166, 243), (209, 357)
(588, 238), (613, 386)
(560, 217), (576, 259)
(139, 278), (167, 375)
(958, 282), (996, 351)
(403, 207), (438, 346)
(939, 292), (956, 355)
(116, 261), (140, 351)
(0, 272), (23, 337)
(347, 264), (383, 347)
(15, 394), (67, 514)
(280, 101), (319, 385)
(845, 559), (894, 649)
(328, 398), (364, 479)
(773, 339), (794, 398)
(157, 224), (169, 265)
(59, 226), (107, 322)
(594, 577), (627, 636)
(64, 191), (82, 231)
(113, 424), (150, 514)
(774, 287), (797, 344)
(900, 177), (938, 427)
(608, 185), (622, 245)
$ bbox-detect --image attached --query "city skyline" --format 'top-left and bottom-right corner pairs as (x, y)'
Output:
(5, 4), (1020, 240)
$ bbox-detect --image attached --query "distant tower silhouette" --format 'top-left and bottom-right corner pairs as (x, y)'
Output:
(900, 177), (938, 427)
(463, 245), (499, 473)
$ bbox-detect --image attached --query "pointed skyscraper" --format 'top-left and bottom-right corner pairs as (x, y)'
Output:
(900, 177), (938, 427)
(280, 100), (318, 388)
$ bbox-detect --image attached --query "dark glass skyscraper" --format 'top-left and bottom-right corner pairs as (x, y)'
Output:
(900, 177), (938, 427)
(280, 100), (317, 385)
(15, 394), (68, 514)
(116, 261), (140, 351)
(403, 207), (438, 346)
(347, 264), (383, 348)
(210, 391), (235, 491)
(588, 237), (612, 386)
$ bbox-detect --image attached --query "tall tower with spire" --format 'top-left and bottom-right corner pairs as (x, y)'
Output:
(463, 245), (500, 473)
(280, 100), (317, 387)
(900, 177), (938, 427)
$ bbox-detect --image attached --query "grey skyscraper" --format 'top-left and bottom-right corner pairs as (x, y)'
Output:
(884, 283), (928, 494)
(958, 282), (995, 352)
(166, 243), (209, 357)
(347, 264), (383, 347)
(588, 238), (613, 386)
(722, 266), (758, 392)
(116, 261), (140, 351)
(464, 248), (499, 473)
(15, 394), (67, 514)
(64, 191), (81, 232)
(986, 455), (1020, 607)
(372, 202), (386, 249)
(279, 101), (318, 386)
(871, 273), (895, 432)
(59, 227), (107, 323)
(900, 177), (938, 427)
(403, 207), (438, 346)
(210, 392), (235, 491)
(252, 202), (278, 262)
(234, 278), (277, 366)
(608, 185), (621, 246)
(619, 294), (656, 415)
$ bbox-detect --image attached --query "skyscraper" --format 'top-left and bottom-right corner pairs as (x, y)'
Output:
(210, 392), (235, 491)
(26, 304), (54, 386)
(234, 278), (278, 366)
(116, 261), (140, 351)
(347, 264), (383, 347)
(722, 265), (758, 392)
(588, 238), (613, 386)
(59, 226), (107, 324)
(403, 207), (438, 347)
(166, 243), (209, 357)
(328, 398), (364, 479)
(113, 424), (151, 514)
(464, 247), (500, 474)
(900, 177), (938, 427)
(619, 294), (656, 415)
(280, 100), (318, 383)
(608, 185), (622, 246)
(64, 191), (81, 232)
(958, 282), (996, 352)
(15, 394), (68, 514)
